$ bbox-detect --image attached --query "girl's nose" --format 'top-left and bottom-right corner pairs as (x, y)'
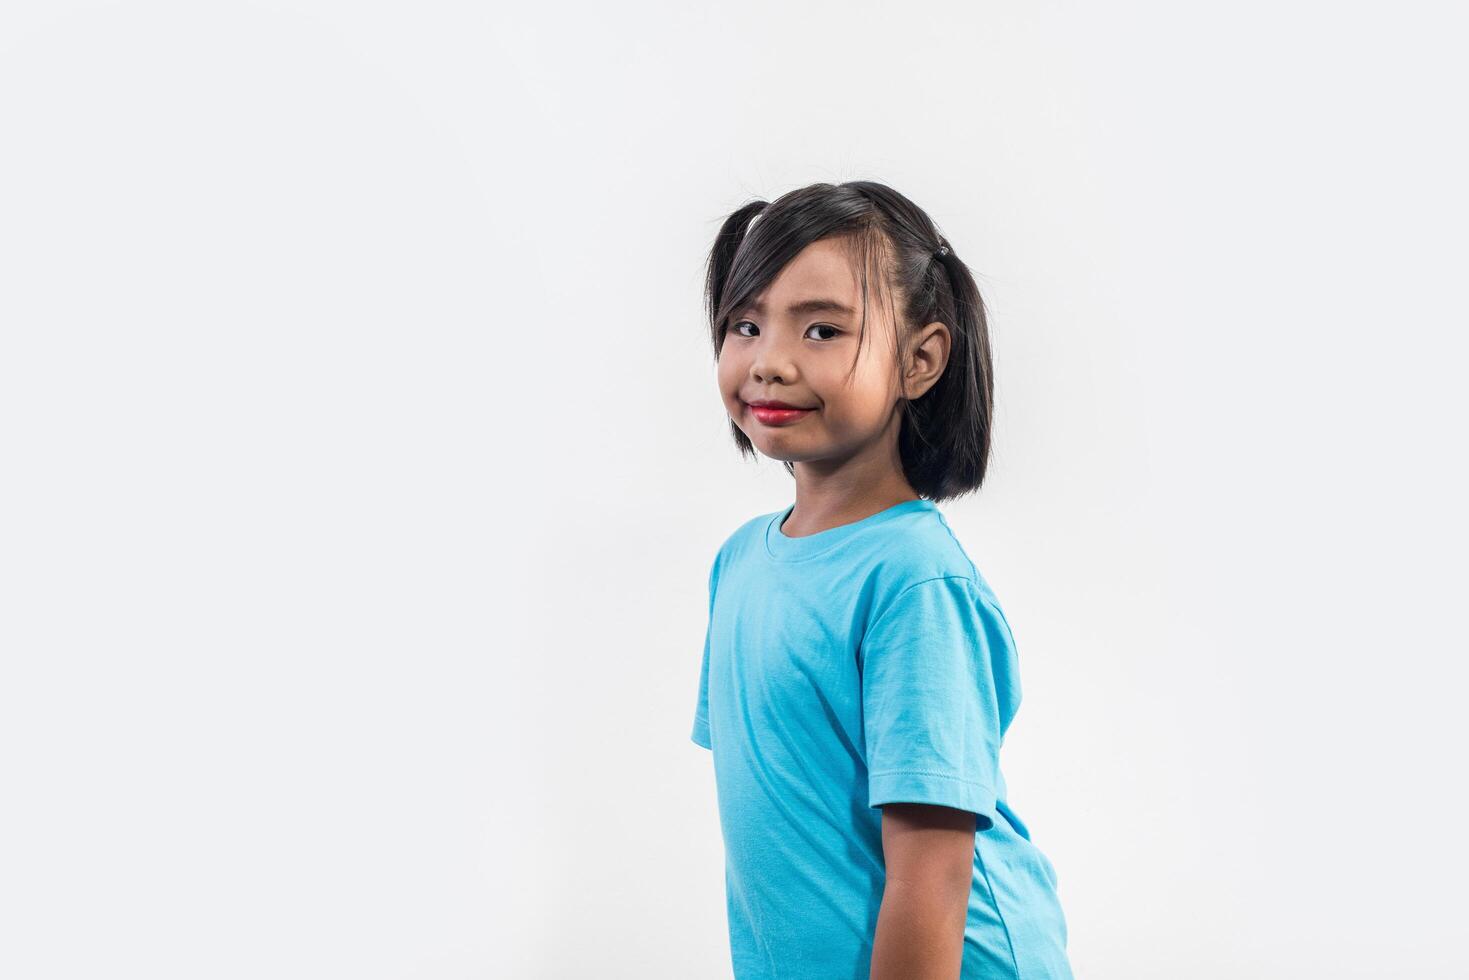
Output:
(752, 348), (796, 385)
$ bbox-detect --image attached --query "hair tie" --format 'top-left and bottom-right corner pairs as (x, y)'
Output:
(934, 243), (950, 258)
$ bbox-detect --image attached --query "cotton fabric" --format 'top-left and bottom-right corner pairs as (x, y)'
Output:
(692, 498), (1073, 979)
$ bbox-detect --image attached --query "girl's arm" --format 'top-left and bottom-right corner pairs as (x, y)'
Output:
(869, 802), (975, 980)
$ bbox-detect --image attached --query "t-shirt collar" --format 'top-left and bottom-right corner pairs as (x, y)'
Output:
(764, 498), (935, 562)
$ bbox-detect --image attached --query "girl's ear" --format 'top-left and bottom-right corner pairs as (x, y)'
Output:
(902, 321), (952, 400)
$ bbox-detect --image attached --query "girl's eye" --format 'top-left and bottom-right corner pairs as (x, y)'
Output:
(728, 321), (842, 341)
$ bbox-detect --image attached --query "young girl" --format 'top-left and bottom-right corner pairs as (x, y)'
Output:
(690, 181), (1074, 980)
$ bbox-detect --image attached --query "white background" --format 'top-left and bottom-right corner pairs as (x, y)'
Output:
(2, 2), (1466, 977)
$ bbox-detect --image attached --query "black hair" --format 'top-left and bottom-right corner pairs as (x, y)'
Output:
(703, 180), (994, 503)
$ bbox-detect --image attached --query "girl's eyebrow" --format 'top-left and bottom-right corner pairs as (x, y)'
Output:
(737, 297), (856, 318)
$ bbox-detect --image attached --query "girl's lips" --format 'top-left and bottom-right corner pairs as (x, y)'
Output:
(749, 404), (813, 426)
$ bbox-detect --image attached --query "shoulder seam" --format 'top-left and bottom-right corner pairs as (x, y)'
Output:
(931, 506), (981, 583)
(863, 573), (978, 640)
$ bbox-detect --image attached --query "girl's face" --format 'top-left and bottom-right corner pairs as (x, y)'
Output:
(717, 237), (911, 467)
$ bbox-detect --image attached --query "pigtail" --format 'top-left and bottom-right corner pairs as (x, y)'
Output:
(704, 200), (768, 355)
(900, 246), (994, 501)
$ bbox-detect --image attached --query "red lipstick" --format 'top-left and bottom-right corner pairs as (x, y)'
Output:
(746, 399), (814, 426)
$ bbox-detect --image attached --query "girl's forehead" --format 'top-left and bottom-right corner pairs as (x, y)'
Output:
(748, 238), (868, 311)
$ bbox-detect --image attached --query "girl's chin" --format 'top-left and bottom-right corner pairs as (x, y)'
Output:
(754, 439), (827, 464)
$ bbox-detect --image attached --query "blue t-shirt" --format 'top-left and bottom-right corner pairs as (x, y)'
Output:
(692, 498), (1073, 979)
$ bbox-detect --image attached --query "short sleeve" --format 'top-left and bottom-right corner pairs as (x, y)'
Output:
(690, 552), (719, 750)
(859, 575), (1009, 831)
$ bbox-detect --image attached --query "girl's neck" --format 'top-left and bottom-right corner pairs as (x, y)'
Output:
(784, 474), (920, 538)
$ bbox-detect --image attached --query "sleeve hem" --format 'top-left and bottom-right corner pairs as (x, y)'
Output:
(868, 769), (996, 830)
(691, 715), (711, 750)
